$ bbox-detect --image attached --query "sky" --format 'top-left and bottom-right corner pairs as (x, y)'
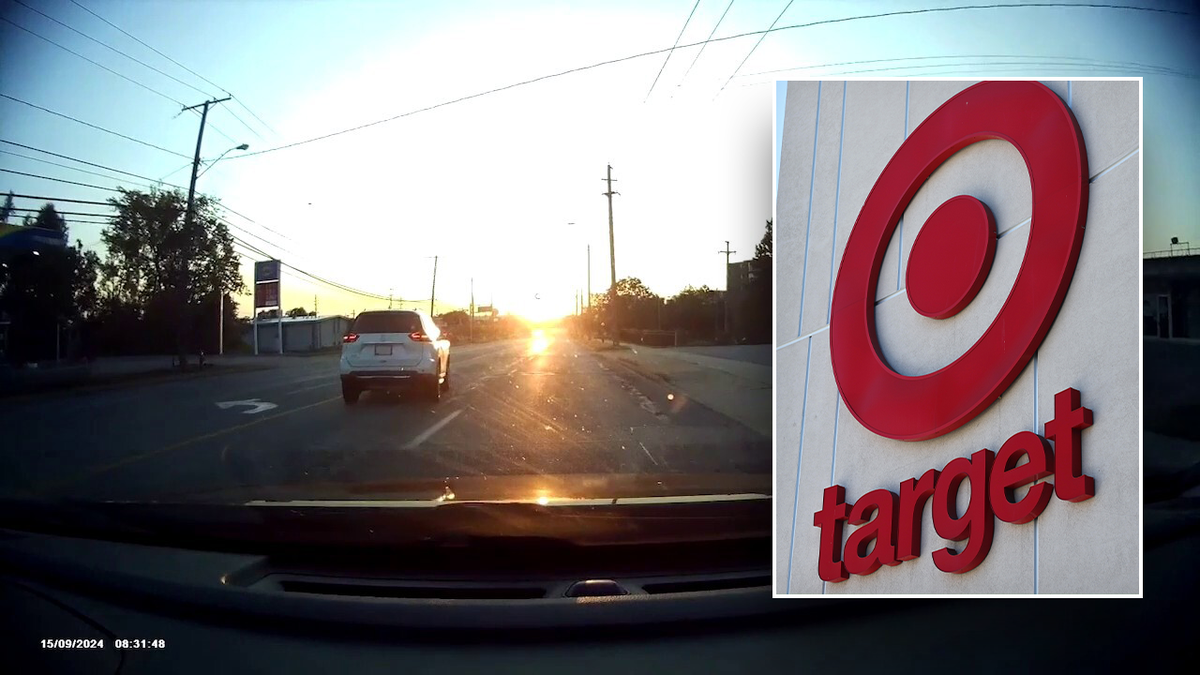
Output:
(2, 1), (1198, 320)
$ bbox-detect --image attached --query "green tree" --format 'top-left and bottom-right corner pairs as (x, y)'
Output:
(743, 219), (772, 343)
(100, 187), (243, 365)
(755, 219), (772, 260)
(0, 239), (98, 363)
(33, 203), (67, 234)
(664, 285), (720, 340)
(0, 191), (13, 224)
(590, 277), (662, 333)
(286, 307), (310, 318)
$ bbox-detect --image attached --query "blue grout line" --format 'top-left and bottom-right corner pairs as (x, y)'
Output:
(825, 83), (848, 324)
(797, 82), (822, 339)
(785, 338), (813, 593)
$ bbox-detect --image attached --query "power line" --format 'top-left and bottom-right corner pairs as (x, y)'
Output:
(10, 0), (216, 100)
(716, 0), (793, 99)
(678, 0), (735, 86)
(0, 141), (188, 190)
(8, 206), (112, 217)
(743, 53), (1196, 79)
(2, 12), (239, 147)
(66, 0), (228, 93)
(220, 105), (265, 142)
(230, 97), (279, 137)
(229, 232), (390, 301)
(224, 2), (1189, 159)
(156, 160), (195, 183)
(645, 0), (701, 103)
(6, 194), (111, 206)
(223, 219), (298, 260)
(1, 95), (192, 159)
(1, 141), (292, 244)
(0, 167), (119, 191)
(67, 0), (279, 138)
(1, 16), (185, 108)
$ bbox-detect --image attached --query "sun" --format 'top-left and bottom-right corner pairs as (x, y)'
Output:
(506, 293), (572, 324)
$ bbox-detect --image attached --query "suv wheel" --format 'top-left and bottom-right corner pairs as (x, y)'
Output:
(426, 376), (441, 404)
(441, 362), (451, 391)
(342, 384), (360, 404)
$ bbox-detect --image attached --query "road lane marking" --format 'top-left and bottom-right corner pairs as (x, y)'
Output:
(403, 409), (463, 450)
(639, 441), (659, 466)
(32, 394), (343, 495)
(247, 494), (770, 507)
(215, 398), (278, 414)
(285, 380), (337, 395)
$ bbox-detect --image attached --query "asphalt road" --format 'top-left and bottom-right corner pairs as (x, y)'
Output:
(0, 336), (770, 503)
(673, 344), (772, 366)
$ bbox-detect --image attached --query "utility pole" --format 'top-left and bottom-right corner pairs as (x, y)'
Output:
(469, 277), (474, 342)
(181, 96), (230, 368)
(314, 294), (318, 315)
(719, 240), (736, 338)
(430, 255), (438, 316)
(602, 165), (619, 345)
(389, 289), (394, 310)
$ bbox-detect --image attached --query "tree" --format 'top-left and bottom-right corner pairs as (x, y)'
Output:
(742, 219), (773, 343)
(99, 187), (243, 365)
(755, 219), (772, 260)
(286, 307), (310, 318)
(437, 310), (470, 327)
(664, 285), (721, 340)
(590, 277), (663, 332)
(0, 191), (13, 224)
(33, 203), (67, 235)
(0, 238), (98, 363)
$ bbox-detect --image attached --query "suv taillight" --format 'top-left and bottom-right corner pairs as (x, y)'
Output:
(343, 333), (359, 343)
(409, 331), (431, 342)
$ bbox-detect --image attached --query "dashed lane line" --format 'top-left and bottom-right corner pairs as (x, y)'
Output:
(403, 409), (464, 450)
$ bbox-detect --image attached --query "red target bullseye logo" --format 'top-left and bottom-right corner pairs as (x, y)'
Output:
(829, 81), (1089, 442)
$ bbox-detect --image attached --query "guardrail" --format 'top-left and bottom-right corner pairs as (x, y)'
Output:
(1145, 247), (1200, 259)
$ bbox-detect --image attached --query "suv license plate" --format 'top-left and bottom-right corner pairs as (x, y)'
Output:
(374, 345), (393, 356)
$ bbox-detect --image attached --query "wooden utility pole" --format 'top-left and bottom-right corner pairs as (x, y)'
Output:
(718, 240), (736, 336)
(602, 165), (619, 345)
(429, 255), (438, 316)
(181, 96), (230, 368)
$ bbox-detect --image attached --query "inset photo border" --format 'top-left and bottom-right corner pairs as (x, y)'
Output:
(773, 78), (1142, 597)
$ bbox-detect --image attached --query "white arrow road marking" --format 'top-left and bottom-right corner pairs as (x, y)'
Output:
(404, 409), (463, 450)
(216, 398), (278, 415)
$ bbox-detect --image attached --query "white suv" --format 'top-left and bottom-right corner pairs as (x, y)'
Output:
(339, 310), (450, 404)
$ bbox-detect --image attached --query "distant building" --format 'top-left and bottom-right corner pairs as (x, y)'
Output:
(244, 315), (352, 353)
(726, 257), (771, 343)
(1144, 248), (1200, 338)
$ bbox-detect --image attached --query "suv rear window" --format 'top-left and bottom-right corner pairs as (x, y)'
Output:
(351, 312), (422, 334)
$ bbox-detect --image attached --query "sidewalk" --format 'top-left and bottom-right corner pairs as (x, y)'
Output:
(591, 343), (771, 438)
(0, 353), (291, 397)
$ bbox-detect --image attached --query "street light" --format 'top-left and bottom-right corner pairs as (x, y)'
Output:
(197, 143), (249, 179)
(190, 142), (248, 357)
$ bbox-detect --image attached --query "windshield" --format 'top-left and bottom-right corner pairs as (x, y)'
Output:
(351, 311), (422, 334)
(0, 1), (774, 546)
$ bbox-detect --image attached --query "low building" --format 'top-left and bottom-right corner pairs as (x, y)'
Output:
(1144, 248), (1200, 339)
(244, 315), (351, 353)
